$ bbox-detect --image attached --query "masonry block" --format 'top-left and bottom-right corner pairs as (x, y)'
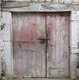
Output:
(2, 12), (12, 25)
(70, 21), (79, 49)
(59, 0), (65, 3)
(1, 24), (11, 42)
(65, 0), (72, 3)
(71, 11), (79, 20)
(1, 42), (13, 76)
(46, 0), (51, 2)
(53, 0), (59, 3)
(70, 11), (79, 54)
(39, 0), (45, 2)
(32, 0), (38, 2)
(0, 12), (13, 78)
(70, 54), (79, 79)
(72, 0), (79, 4)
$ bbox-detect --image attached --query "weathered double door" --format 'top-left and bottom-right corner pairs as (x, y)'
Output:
(12, 12), (70, 78)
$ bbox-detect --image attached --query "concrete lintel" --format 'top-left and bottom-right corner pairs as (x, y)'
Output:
(1, 2), (79, 12)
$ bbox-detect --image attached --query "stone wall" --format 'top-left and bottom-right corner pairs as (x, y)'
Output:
(0, 0), (2, 78)
(0, 0), (79, 80)
(2, 0), (79, 4)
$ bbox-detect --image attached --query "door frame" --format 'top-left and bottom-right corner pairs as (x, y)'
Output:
(1, 3), (79, 79)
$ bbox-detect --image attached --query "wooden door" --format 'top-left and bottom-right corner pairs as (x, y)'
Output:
(12, 13), (46, 77)
(47, 13), (70, 78)
(12, 12), (70, 78)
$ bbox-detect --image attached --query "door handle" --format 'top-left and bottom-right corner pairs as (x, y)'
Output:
(38, 38), (46, 44)
(37, 38), (50, 40)
(37, 38), (50, 44)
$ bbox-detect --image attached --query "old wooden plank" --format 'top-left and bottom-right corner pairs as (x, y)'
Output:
(47, 13), (60, 78)
(59, 13), (70, 77)
(12, 13), (46, 77)
(47, 13), (70, 78)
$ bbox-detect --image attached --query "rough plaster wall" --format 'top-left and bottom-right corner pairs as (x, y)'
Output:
(70, 11), (79, 80)
(0, 11), (13, 80)
(2, 0), (79, 4)
(0, 31), (2, 78)
(0, 1), (2, 78)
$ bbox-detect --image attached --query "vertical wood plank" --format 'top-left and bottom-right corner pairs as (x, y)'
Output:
(59, 13), (70, 77)
(12, 13), (46, 77)
(47, 13), (59, 77)
(47, 13), (70, 78)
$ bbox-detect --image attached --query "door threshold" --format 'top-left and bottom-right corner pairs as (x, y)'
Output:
(12, 77), (70, 80)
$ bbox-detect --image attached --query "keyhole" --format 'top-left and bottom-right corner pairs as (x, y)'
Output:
(39, 39), (46, 44)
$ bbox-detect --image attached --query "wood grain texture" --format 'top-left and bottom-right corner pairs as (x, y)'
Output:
(46, 13), (70, 78)
(12, 13), (46, 77)
(12, 12), (70, 78)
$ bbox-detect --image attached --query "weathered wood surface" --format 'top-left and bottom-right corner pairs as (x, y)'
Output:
(12, 12), (70, 78)
(47, 13), (70, 78)
(12, 13), (46, 77)
(1, 2), (79, 12)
